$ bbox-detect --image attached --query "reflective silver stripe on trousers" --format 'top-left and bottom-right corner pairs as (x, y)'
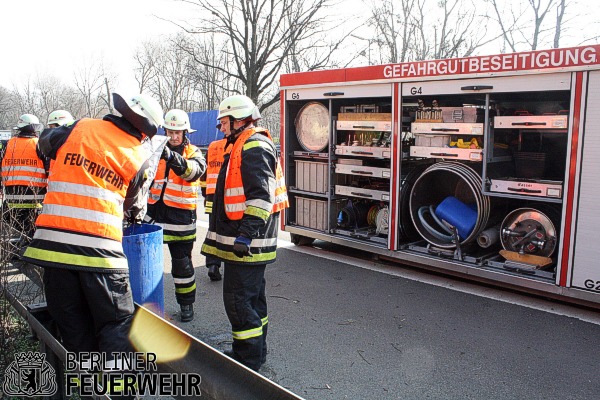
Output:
(174, 276), (195, 284)
(205, 231), (276, 247)
(152, 222), (196, 232)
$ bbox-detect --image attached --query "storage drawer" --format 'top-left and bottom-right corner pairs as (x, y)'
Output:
(490, 179), (562, 199)
(414, 134), (451, 147)
(410, 146), (483, 161)
(284, 83), (391, 100)
(336, 120), (392, 132)
(295, 160), (328, 193)
(412, 122), (484, 135)
(335, 185), (390, 201)
(334, 145), (391, 159)
(493, 115), (568, 129)
(295, 197), (343, 231)
(335, 164), (391, 178)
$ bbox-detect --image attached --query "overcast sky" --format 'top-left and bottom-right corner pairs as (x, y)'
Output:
(0, 0), (191, 95)
(1, 0), (599, 98)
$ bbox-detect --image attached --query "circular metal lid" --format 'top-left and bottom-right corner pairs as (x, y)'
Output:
(500, 208), (557, 256)
(294, 102), (329, 152)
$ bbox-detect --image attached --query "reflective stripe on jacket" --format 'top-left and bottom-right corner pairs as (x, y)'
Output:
(204, 138), (229, 214)
(224, 128), (288, 221)
(201, 127), (285, 266)
(148, 144), (201, 210)
(1, 136), (47, 207)
(23, 118), (149, 271)
(206, 139), (229, 196)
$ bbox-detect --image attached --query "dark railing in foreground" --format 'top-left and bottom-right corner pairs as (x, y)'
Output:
(5, 288), (305, 400)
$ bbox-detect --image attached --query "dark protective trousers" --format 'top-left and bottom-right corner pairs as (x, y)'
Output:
(43, 268), (135, 358)
(223, 263), (268, 371)
(168, 241), (196, 305)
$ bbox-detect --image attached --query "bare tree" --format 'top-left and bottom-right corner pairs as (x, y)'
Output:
(365, 0), (497, 64)
(73, 56), (112, 118)
(133, 41), (159, 94)
(486, 0), (581, 51)
(363, 0), (416, 64)
(133, 34), (209, 112)
(183, 34), (240, 111)
(0, 86), (18, 130)
(173, 0), (347, 111)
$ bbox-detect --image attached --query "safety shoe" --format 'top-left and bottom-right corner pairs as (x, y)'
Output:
(207, 264), (222, 281)
(223, 349), (261, 371)
(180, 304), (194, 322)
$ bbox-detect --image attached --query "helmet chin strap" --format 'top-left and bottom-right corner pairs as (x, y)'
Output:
(227, 120), (252, 144)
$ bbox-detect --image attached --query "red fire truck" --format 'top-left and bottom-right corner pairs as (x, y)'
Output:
(279, 45), (600, 308)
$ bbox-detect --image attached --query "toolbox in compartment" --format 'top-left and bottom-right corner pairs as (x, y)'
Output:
(441, 107), (478, 123)
(414, 134), (451, 147)
(295, 160), (328, 194)
(295, 197), (342, 231)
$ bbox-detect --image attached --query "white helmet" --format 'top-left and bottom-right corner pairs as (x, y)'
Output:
(15, 114), (40, 129)
(47, 110), (74, 126)
(164, 109), (196, 133)
(113, 93), (165, 137)
(217, 95), (261, 121)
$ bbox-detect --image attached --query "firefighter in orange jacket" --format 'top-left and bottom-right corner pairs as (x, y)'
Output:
(144, 109), (206, 322)
(201, 95), (288, 371)
(203, 130), (229, 281)
(22, 94), (164, 392)
(0, 114), (48, 252)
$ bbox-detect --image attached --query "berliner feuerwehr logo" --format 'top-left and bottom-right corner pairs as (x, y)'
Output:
(3, 351), (57, 397)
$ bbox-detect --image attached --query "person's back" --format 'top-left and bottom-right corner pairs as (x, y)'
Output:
(21, 93), (165, 398)
(25, 117), (149, 269)
(0, 114), (47, 252)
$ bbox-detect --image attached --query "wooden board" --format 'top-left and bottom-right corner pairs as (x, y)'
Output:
(338, 112), (392, 121)
(499, 250), (553, 268)
(415, 119), (444, 123)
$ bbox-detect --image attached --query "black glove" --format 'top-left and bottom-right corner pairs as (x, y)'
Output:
(233, 236), (252, 258)
(161, 146), (173, 162)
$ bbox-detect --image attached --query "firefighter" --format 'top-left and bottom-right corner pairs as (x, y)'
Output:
(0, 114), (48, 254)
(201, 94), (288, 371)
(203, 124), (229, 281)
(47, 109), (75, 128)
(144, 109), (206, 322)
(21, 93), (164, 396)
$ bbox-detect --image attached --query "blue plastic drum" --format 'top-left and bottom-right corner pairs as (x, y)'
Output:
(123, 223), (164, 316)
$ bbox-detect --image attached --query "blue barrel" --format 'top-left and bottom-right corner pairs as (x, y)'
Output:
(123, 223), (164, 316)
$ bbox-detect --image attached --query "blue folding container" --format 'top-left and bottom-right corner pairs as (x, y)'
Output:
(123, 223), (164, 316)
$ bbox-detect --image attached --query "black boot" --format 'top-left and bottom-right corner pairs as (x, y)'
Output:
(180, 304), (194, 322)
(207, 264), (222, 281)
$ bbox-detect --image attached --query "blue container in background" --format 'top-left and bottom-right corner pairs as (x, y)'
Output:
(434, 196), (478, 240)
(123, 223), (164, 316)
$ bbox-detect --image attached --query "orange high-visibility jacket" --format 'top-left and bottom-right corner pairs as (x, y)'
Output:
(1, 136), (47, 206)
(23, 118), (149, 271)
(206, 139), (229, 196)
(224, 128), (288, 221)
(148, 144), (201, 210)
